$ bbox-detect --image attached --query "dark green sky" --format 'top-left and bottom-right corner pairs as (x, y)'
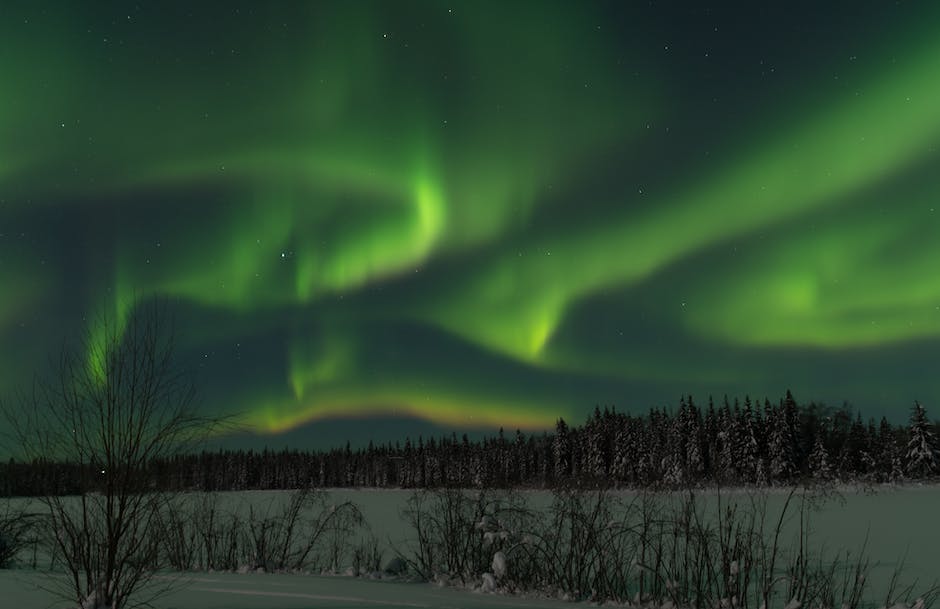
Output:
(2, 1), (940, 447)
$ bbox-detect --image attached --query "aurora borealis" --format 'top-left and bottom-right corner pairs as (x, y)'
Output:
(2, 1), (940, 447)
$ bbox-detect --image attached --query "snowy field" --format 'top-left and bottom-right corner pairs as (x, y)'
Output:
(0, 570), (577, 609)
(314, 485), (940, 591)
(2, 485), (938, 608)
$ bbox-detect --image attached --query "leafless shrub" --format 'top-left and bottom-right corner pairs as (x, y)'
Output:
(399, 485), (937, 608)
(155, 489), (363, 574)
(352, 533), (383, 575)
(397, 488), (532, 583)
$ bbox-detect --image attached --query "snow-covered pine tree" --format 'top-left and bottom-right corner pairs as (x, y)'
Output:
(470, 447), (484, 488)
(808, 433), (833, 481)
(768, 402), (797, 484)
(846, 413), (871, 478)
(636, 420), (654, 486)
(624, 419), (643, 485)
(682, 397), (705, 483)
(662, 410), (687, 487)
(552, 418), (571, 482)
(612, 421), (630, 485)
(662, 452), (685, 488)
(875, 418), (895, 482)
(645, 408), (666, 482)
(703, 398), (718, 480)
(539, 433), (553, 487)
(734, 400), (761, 484)
(716, 400), (735, 483)
(905, 401), (939, 479)
(860, 420), (880, 482)
(514, 429), (527, 484)
(425, 438), (440, 487)
(401, 439), (414, 487)
(494, 429), (509, 486)
(587, 410), (608, 480)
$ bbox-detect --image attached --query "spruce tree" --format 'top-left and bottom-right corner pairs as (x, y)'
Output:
(905, 402), (939, 479)
(808, 434), (833, 481)
(612, 422), (630, 485)
(768, 402), (797, 484)
(552, 418), (571, 482)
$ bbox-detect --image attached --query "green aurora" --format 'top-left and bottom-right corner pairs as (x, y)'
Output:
(2, 1), (940, 446)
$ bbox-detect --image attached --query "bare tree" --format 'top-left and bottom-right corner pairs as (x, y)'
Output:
(1, 301), (214, 609)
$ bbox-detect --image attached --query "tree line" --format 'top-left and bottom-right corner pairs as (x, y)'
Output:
(2, 391), (938, 496)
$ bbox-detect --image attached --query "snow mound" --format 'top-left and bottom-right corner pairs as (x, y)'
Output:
(491, 551), (507, 579)
(433, 573), (451, 587)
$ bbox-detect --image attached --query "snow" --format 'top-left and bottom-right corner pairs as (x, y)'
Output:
(3, 485), (940, 608)
(0, 570), (578, 609)
(491, 551), (507, 579)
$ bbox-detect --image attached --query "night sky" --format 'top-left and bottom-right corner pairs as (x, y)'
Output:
(2, 1), (940, 448)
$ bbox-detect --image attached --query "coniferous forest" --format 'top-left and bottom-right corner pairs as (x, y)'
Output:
(3, 392), (938, 497)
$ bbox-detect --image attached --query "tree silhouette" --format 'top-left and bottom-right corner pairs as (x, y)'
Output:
(2, 301), (214, 609)
(905, 401), (938, 479)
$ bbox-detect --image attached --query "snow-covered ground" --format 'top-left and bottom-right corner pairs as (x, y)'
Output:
(2, 485), (938, 608)
(0, 570), (576, 609)
(331, 484), (940, 590)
